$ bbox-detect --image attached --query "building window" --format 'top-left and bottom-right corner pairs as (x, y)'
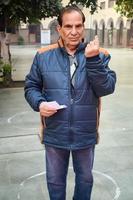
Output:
(100, 2), (105, 9)
(108, 0), (115, 8)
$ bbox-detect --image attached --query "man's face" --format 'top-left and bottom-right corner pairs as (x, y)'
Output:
(57, 11), (84, 49)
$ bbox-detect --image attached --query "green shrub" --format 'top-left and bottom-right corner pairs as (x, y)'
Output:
(0, 59), (3, 66)
(0, 60), (12, 85)
(2, 63), (12, 75)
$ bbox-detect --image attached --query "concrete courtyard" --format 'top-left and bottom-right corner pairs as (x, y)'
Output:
(0, 46), (133, 200)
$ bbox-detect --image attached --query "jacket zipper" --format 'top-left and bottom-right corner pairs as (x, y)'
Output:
(67, 56), (74, 147)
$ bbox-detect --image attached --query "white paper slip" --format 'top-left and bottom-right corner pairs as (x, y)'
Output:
(57, 105), (67, 110)
(47, 101), (67, 110)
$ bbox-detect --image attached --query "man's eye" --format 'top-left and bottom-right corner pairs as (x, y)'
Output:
(76, 25), (83, 28)
(64, 25), (72, 29)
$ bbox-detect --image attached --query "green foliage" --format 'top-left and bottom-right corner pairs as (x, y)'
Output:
(0, 59), (4, 66)
(0, 60), (12, 85)
(2, 63), (12, 75)
(115, 0), (133, 18)
(0, 0), (101, 32)
(3, 64), (12, 86)
(0, 0), (62, 32)
(0, 60), (3, 79)
(0, 60), (12, 75)
(69, 0), (98, 14)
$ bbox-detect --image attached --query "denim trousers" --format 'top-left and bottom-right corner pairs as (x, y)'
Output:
(45, 145), (95, 200)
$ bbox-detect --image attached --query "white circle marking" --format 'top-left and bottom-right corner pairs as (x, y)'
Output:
(17, 168), (121, 200)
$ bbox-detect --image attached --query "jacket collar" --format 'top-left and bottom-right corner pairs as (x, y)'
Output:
(57, 37), (86, 55)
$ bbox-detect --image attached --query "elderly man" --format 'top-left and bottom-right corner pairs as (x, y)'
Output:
(24, 5), (116, 200)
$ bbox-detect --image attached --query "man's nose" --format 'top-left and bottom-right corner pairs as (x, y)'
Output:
(71, 27), (77, 35)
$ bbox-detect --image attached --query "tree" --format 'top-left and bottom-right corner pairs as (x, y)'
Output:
(69, 0), (98, 14)
(0, 0), (62, 62)
(115, 0), (133, 18)
(0, 0), (101, 64)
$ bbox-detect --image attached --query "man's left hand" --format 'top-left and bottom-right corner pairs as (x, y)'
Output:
(85, 35), (99, 58)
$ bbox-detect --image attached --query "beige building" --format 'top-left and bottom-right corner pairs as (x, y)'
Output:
(10, 0), (133, 48)
(87, 0), (133, 47)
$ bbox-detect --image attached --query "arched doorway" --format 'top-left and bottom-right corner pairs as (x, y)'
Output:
(48, 19), (59, 44)
(94, 22), (98, 36)
(117, 20), (124, 45)
(99, 19), (105, 45)
(129, 20), (133, 47)
(92, 21), (98, 39)
(107, 19), (114, 46)
(28, 24), (41, 43)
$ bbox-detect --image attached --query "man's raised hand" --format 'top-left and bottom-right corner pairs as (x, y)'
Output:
(85, 36), (100, 58)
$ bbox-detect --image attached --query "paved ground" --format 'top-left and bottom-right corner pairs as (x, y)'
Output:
(11, 45), (39, 81)
(0, 47), (133, 200)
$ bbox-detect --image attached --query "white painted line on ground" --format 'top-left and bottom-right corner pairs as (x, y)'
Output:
(7, 112), (28, 124)
(7, 111), (38, 131)
(7, 112), (121, 200)
(17, 167), (121, 200)
(94, 170), (121, 200)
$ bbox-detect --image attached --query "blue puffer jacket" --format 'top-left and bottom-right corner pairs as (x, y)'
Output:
(24, 39), (116, 150)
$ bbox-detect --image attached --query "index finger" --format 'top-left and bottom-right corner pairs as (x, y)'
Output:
(94, 35), (99, 45)
(94, 35), (99, 40)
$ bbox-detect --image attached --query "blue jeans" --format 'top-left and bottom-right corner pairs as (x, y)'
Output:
(45, 145), (95, 200)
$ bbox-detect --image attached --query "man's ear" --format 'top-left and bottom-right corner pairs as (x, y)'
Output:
(57, 25), (61, 34)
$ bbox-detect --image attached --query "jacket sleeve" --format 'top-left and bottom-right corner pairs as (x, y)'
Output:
(24, 52), (46, 111)
(86, 52), (116, 97)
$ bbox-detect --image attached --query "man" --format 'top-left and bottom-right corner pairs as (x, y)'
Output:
(24, 5), (116, 200)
